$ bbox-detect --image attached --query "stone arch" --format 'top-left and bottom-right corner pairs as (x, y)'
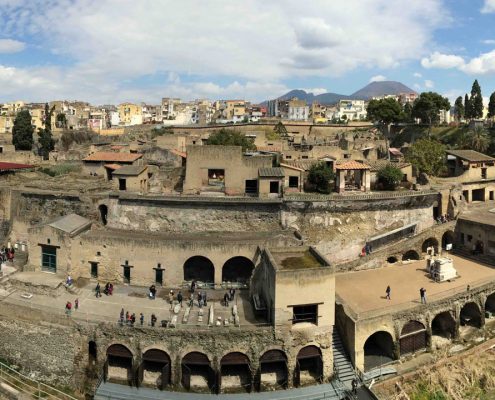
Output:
(259, 349), (288, 391)
(431, 311), (456, 339)
(485, 293), (495, 317)
(422, 237), (439, 254)
(402, 250), (420, 261)
(140, 349), (171, 390)
(88, 340), (97, 366)
(399, 321), (427, 356)
(442, 230), (455, 250)
(460, 302), (482, 328)
(387, 256), (398, 264)
(220, 352), (252, 393)
(183, 256), (214, 284)
(294, 345), (322, 387)
(181, 352), (215, 393)
(363, 331), (395, 371)
(98, 204), (108, 226)
(222, 256), (254, 286)
(105, 344), (134, 385)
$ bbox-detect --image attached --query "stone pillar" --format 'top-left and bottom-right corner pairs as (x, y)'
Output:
(173, 355), (181, 388)
(321, 347), (333, 382)
(214, 264), (222, 288)
(454, 305), (461, 339)
(425, 314), (433, 350)
(479, 296), (486, 328)
(286, 358), (296, 388)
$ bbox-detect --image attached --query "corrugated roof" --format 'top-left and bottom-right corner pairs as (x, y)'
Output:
(446, 150), (495, 162)
(259, 167), (285, 177)
(0, 162), (34, 171)
(111, 165), (147, 176)
(335, 160), (370, 170)
(367, 160), (411, 172)
(83, 152), (142, 162)
(48, 213), (91, 236)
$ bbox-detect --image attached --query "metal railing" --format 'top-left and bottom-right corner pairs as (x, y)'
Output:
(0, 361), (79, 399)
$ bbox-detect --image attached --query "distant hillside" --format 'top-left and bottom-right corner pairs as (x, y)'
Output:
(350, 81), (416, 100)
(270, 81), (415, 105)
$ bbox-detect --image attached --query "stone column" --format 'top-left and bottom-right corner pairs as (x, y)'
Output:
(454, 305), (461, 339)
(173, 355), (181, 388)
(479, 295), (486, 328)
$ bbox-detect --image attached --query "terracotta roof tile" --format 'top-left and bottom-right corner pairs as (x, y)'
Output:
(335, 160), (370, 170)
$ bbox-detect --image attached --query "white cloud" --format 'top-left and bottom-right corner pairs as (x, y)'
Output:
(369, 75), (387, 82)
(413, 72), (422, 78)
(424, 80), (434, 88)
(421, 52), (465, 69)
(302, 88), (328, 95)
(481, 0), (495, 13)
(482, 39), (495, 44)
(0, 0), (449, 103)
(461, 50), (495, 74)
(0, 38), (24, 53)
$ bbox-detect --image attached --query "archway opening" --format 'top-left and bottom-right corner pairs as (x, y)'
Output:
(486, 293), (495, 317)
(88, 341), (97, 366)
(181, 352), (215, 393)
(460, 302), (482, 328)
(222, 257), (254, 286)
(402, 250), (420, 261)
(364, 331), (394, 371)
(183, 256), (214, 285)
(259, 350), (288, 391)
(294, 346), (322, 387)
(432, 311), (456, 339)
(422, 237), (439, 254)
(400, 321), (427, 356)
(387, 256), (398, 264)
(442, 230), (455, 250)
(140, 349), (171, 390)
(99, 204), (108, 226)
(106, 344), (133, 386)
(220, 352), (251, 393)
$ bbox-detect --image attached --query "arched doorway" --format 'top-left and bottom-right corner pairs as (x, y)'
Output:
(422, 237), (439, 254)
(294, 346), (322, 387)
(460, 302), (482, 328)
(139, 349), (171, 390)
(402, 250), (420, 261)
(431, 311), (456, 338)
(387, 256), (398, 264)
(98, 204), (108, 226)
(486, 293), (495, 318)
(442, 230), (455, 250)
(259, 350), (288, 391)
(183, 257), (214, 284)
(88, 341), (97, 366)
(219, 352), (251, 393)
(399, 321), (427, 356)
(105, 344), (133, 385)
(181, 352), (215, 393)
(222, 257), (254, 286)
(364, 331), (395, 371)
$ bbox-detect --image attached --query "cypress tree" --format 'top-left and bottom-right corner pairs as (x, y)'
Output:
(38, 103), (55, 160)
(464, 93), (471, 119)
(488, 92), (495, 119)
(470, 79), (483, 119)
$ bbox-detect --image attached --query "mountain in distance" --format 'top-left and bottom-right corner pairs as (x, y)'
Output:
(271, 81), (416, 105)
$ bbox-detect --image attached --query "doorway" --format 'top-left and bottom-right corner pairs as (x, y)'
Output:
(155, 266), (163, 286)
(269, 181), (279, 194)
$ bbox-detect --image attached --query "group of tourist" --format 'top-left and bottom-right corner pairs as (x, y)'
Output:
(384, 285), (427, 303)
(436, 214), (451, 224)
(360, 244), (373, 257)
(223, 288), (236, 307)
(65, 298), (79, 316)
(0, 246), (15, 265)
(94, 282), (113, 297)
(119, 308), (158, 327)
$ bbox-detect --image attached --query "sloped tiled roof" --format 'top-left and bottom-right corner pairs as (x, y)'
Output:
(367, 160), (411, 172)
(446, 150), (495, 162)
(83, 152), (142, 162)
(112, 165), (147, 176)
(335, 160), (370, 170)
(259, 167), (285, 177)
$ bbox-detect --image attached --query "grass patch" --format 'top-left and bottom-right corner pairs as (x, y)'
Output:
(39, 164), (81, 177)
(280, 250), (321, 270)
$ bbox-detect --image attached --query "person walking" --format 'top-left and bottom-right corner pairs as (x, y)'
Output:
(385, 285), (391, 300)
(420, 287), (427, 304)
(189, 293), (194, 308)
(95, 282), (101, 298)
(177, 291), (183, 307)
(140, 313), (144, 326)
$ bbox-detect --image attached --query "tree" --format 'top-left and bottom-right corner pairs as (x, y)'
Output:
(207, 128), (256, 151)
(468, 126), (490, 153)
(406, 138), (446, 176)
(38, 103), (55, 159)
(411, 92), (451, 136)
(488, 92), (495, 119)
(377, 165), (404, 190)
(366, 98), (402, 125)
(12, 110), (34, 150)
(273, 121), (288, 137)
(464, 93), (471, 119)
(454, 96), (464, 121)
(469, 79), (483, 119)
(401, 102), (413, 123)
(308, 162), (335, 194)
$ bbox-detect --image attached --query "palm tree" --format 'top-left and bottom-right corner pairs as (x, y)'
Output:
(469, 126), (490, 153)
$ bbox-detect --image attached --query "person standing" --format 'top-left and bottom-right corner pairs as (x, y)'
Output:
(119, 308), (124, 325)
(351, 378), (358, 395)
(95, 282), (101, 298)
(140, 313), (144, 326)
(420, 287), (426, 304)
(177, 291), (183, 306)
(385, 285), (391, 300)
(65, 301), (72, 317)
(75, 298), (79, 310)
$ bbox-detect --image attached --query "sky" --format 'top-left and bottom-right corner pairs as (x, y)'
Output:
(1, 0), (495, 105)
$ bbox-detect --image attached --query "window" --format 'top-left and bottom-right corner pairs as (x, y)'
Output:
(292, 304), (318, 325)
(119, 178), (127, 191)
(90, 262), (98, 278)
(301, 155), (309, 159)
(269, 181), (279, 194)
(245, 179), (258, 194)
(41, 245), (57, 272)
(289, 176), (299, 188)
(482, 168), (487, 179)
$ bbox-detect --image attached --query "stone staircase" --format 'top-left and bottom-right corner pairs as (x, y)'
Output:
(332, 327), (357, 390)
